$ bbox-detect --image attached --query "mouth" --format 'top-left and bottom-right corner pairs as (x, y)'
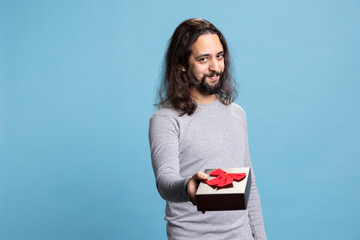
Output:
(200, 72), (222, 86)
(208, 75), (219, 81)
(206, 73), (220, 81)
(207, 76), (220, 85)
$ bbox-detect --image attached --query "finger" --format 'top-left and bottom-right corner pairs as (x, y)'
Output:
(189, 193), (196, 205)
(188, 172), (208, 206)
(193, 171), (208, 181)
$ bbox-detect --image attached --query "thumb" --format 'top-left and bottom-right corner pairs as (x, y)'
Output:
(193, 171), (208, 181)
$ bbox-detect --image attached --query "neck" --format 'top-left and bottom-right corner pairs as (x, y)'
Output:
(190, 87), (217, 104)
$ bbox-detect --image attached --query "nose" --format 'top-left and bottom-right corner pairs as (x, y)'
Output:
(209, 58), (221, 72)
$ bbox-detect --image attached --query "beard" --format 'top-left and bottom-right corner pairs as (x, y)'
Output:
(188, 71), (223, 95)
(198, 71), (223, 95)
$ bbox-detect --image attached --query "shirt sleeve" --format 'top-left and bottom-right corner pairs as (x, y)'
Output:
(241, 110), (267, 240)
(149, 114), (189, 202)
(247, 165), (267, 239)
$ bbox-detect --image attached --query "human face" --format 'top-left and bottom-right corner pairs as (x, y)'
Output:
(186, 33), (225, 95)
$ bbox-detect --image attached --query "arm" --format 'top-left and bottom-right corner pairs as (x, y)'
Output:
(242, 111), (267, 239)
(247, 166), (267, 239)
(149, 114), (188, 202)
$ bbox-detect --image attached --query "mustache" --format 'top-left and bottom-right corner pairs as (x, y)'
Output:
(185, 71), (224, 87)
(203, 71), (222, 78)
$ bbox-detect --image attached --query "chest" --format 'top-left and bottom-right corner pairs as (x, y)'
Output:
(178, 113), (249, 168)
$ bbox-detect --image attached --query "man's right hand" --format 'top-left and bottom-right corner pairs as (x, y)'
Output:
(187, 171), (209, 206)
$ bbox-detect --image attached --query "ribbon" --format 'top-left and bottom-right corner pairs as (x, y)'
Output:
(205, 169), (246, 188)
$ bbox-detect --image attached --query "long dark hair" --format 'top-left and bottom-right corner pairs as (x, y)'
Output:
(155, 18), (237, 116)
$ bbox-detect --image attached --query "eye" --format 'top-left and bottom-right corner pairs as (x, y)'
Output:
(217, 54), (224, 59)
(198, 57), (207, 62)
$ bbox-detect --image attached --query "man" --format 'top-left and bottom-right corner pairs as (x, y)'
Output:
(149, 18), (266, 239)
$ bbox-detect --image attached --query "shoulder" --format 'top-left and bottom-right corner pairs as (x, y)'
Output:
(225, 101), (248, 129)
(149, 106), (184, 133)
(227, 101), (247, 119)
(150, 105), (182, 121)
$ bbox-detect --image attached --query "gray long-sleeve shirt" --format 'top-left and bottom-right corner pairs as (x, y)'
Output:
(149, 99), (266, 240)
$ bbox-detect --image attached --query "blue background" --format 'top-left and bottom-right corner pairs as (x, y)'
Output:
(1, 0), (359, 239)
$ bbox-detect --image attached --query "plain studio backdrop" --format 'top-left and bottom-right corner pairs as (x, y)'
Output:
(1, 1), (359, 239)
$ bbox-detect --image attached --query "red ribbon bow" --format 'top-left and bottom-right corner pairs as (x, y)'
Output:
(205, 169), (246, 188)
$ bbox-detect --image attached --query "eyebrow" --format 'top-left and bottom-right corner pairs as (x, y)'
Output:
(196, 51), (224, 59)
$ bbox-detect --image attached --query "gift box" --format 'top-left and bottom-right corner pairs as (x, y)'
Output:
(195, 167), (251, 211)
